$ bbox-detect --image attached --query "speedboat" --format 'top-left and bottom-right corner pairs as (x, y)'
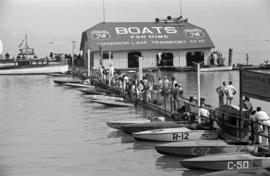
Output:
(180, 152), (270, 171)
(155, 140), (257, 156)
(133, 127), (218, 142)
(121, 121), (199, 134)
(106, 117), (165, 129)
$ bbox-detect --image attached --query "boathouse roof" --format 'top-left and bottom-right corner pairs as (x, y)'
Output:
(80, 22), (215, 52)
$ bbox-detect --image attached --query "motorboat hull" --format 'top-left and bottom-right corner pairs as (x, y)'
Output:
(155, 140), (257, 156)
(121, 121), (199, 134)
(180, 153), (270, 171)
(106, 119), (151, 129)
(133, 127), (218, 142)
(0, 64), (69, 75)
(92, 99), (134, 107)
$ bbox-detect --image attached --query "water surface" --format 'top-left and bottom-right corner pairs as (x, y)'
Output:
(0, 72), (269, 176)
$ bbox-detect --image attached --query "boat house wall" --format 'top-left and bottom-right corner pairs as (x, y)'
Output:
(91, 49), (212, 69)
(80, 21), (215, 69)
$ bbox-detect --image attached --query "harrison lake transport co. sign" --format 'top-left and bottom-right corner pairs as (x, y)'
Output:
(90, 26), (207, 47)
(242, 70), (270, 102)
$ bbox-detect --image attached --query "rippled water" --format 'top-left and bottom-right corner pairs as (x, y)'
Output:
(0, 72), (269, 176)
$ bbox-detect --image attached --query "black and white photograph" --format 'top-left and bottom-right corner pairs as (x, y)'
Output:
(0, 0), (270, 175)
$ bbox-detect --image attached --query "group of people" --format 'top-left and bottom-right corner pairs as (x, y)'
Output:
(216, 80), (270, 145)
(242, 96), (270, 145)
(216, 81), (237, 106)
(103, 73), (211, 124)
(98, 63), (115, 86)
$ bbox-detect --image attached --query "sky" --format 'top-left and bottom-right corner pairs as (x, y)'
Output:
(0, 0), (270, 64)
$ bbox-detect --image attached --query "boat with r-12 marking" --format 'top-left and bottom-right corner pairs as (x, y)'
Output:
(132, 127), (218, 142)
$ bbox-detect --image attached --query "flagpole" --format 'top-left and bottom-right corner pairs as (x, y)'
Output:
(102, 0), (106, 23)
(25, 34), (28, 48)
(180, 0), (183, 17)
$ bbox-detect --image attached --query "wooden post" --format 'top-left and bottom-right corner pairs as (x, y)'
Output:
(170, 96), (173, 112)
(228, 48), (233, 66)
(71, 41), (76, 71)
(138, 56), (143, 81)
(268, 126), (270, 149)
(238, 66), (243, 139)
(197, 63), (201, 124)
(164, 94), (166, 109)
(108, 51), (111, 86)
(87, 49), (90, 77)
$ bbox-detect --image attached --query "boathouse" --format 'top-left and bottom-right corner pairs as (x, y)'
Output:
(80, 19), (215, 69)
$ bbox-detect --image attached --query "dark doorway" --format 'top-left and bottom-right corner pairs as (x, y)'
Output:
(157, 52), (173, 66)
(186, 51), (204, 66)
(128, 52), (141, 68)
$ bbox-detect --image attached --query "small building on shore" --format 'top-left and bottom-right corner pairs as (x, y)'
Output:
(80, 19), (215, 70)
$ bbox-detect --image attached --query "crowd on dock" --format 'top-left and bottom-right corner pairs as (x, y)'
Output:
(92, 63), (213, 126)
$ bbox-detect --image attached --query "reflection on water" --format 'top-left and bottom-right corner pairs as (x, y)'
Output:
(155, 155), (186, 170)
(0, 72), (269, 176)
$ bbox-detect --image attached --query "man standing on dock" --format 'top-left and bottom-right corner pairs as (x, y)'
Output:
(216, 81), (227, 107)
(108, 63), (114, 86)
(226, 81), (237, 105)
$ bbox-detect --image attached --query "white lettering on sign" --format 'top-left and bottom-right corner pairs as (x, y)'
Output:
(128, 27), (140, 34)
(151, 40), (187, 44)
(142, 27), (153, 34)
(115, 27), (128, 34)
(91, 30), (111, 40)
(98, 41), (130, 46)
(115, 27), (178, 35)
(227, 161), (249, 170)
(131, 41), (148, 45)
(151, 27), (163, 34)
(184, 28), (205, 38)
(165, 27), (177, 34)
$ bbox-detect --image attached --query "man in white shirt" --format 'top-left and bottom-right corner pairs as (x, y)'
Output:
(226, 81), (237, 105)
(108, 63), (114, 86)
(254, 107), (270, 145)
(255, 107), (270, 126)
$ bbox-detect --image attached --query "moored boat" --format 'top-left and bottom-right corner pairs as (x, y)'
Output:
(47, 73), (72, 77)
(155, 140), (257, 156)
(0, 63), (69, 75)
(87, 94), (124, 101)
(91, 99), (134, 107)
(53, 79), (83, 84)
(62, 82), (95, 89)
(76, 88), (105, 95)
(132, 127), (218, 142)
(200, 168), (270, 176)
(180, 152), (270, 171)
(121, 121), (199, 134)
(106, 117), (165, 129)
(0, 35), (69, 75)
